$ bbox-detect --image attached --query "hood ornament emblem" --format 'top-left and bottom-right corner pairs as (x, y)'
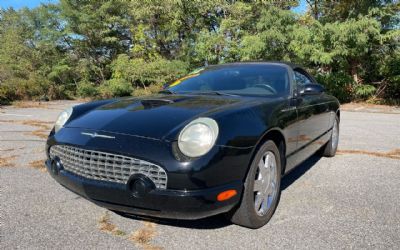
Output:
(81, 132), (115, 139)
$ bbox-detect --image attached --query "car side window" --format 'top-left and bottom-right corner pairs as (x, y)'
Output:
(294, 70), (313, 87)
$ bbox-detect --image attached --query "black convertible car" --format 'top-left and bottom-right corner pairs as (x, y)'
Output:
(46, 62), (340, 228)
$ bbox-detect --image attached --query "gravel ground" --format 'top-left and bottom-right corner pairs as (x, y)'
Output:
(1, 101), (399, 249)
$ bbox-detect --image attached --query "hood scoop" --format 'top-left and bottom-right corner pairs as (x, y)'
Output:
(139, 99), (174, 109)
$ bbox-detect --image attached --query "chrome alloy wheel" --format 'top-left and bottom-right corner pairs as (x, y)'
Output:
(331, 119), (339, 150)
(253, 151), (278, 216)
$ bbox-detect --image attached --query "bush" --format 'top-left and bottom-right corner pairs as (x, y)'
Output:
(354, 84), (376, 99)
(111, 55), (188, 88)
(385, 78), (400, 100)
(77, 81), (99, 98)
(132, 84), (163, 97)
(316, 72), (354, 103)
(98, 79), (133, 98)
(0, 83), (18, 105)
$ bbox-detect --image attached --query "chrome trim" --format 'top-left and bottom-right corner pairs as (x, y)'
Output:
(81, 132), (116, 139)
(49, 145), (167, 189)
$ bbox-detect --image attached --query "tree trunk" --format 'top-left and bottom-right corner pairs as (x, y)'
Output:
(350, 60), (361, 84)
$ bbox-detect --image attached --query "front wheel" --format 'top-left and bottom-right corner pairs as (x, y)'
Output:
(227, 140), (281, 229)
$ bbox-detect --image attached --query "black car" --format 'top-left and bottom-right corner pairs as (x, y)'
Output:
(46, 62), (340, 228)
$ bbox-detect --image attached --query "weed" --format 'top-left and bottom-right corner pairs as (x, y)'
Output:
(0, 155), (16, 167)
(129, 222), (162, 250)
(29, 159), (47, 172)
(98, 212), (127, 236)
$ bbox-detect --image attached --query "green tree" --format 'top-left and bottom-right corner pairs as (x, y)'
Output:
(59, 0), (131, 84)
(0, 0), (399, 103)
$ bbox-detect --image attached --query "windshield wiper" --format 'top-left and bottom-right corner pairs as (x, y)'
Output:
(193, 91), (239, 97)
(159, 89), (176, 94)
(160, 90), (239, 96)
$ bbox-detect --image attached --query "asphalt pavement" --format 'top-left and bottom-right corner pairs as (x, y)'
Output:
(1, 101), (399, 249)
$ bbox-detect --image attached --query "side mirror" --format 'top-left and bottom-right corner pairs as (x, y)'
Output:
(299, 84), (325, 96)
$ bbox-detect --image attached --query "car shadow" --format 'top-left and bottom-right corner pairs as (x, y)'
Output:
(281, 154), (322, 190)
(114, 211), (231, 230)
(115, 154), (323, 230)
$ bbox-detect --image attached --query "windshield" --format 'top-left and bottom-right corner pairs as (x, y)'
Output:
(166, 64), (290, 97)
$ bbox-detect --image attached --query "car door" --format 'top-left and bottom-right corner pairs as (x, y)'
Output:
(293, 69), (331, 152)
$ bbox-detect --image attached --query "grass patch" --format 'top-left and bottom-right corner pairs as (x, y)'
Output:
(97, 212), (162, 249)
(129, 222), (162, 250)
(27, 130), (49, 139)
(0, 119), (52, 139)
(12, 101), (49, 109)
(0, 147), (24, 152)
(366, 98), (400, 106)
(337, 148), (400, 160)
(21, 120), (53, 128)
(29, 159), (47, 172)
(0, 155), (16, 167)
(0, 119), (18, 123)
(0, 148), (14, 152)
(98, 212), (127, 236)
(14, 120), (52, 140)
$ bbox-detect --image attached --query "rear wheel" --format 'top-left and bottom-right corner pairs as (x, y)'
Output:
(321, 116), (339, 157)
(228, 140), (281, 229)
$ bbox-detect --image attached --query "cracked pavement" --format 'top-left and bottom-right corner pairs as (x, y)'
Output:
(1, 101), (399, 249)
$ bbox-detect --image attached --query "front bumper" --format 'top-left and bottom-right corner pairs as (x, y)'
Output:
(46, 160), (242, 219)
(46, 127), (253, 219)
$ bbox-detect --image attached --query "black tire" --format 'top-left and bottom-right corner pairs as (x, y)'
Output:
(227, 140), (282, 229)
(321, 116), (339, 157)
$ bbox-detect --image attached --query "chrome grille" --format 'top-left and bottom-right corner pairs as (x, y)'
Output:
(49, 145), (167, 189)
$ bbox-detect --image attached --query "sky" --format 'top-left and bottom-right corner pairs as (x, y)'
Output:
(0, 0), (57, 9)
(1, 0), (308, 12)
(293, 0), (308, 14)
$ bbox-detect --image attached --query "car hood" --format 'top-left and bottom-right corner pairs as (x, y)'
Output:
(65, 94), (254, 141)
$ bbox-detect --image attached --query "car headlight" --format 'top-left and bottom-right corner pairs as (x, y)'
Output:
(178, 117), (219, 157)
(54, 107), (73, 133)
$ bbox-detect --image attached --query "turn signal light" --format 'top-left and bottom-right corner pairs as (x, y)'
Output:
(217, 189), (237, 201)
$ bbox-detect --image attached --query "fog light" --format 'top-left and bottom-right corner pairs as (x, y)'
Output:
(128, 174), (155, 198)
(217, 189), (237, 201)
(50, 160), (58, 175)
(50, 157), (63, 175)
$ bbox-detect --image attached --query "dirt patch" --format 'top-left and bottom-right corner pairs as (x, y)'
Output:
(98, 212), (127, 236)
(0, 155), (16, 167)
(129, 222), (162, 250)
(337, 148), (400, 160)
(29, 160), (47, 172)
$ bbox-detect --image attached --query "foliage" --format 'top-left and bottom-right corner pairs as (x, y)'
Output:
(98, 79), (133, 98)
(76, 81), (98, 98)
(315, 72), (354, 103)
(111, 55), (188, 88)
(0, 0), (399, 103)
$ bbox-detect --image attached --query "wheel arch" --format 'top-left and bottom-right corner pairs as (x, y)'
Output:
(246, 128), (287, 178)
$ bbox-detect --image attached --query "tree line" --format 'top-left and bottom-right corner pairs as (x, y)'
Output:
(0, 0), (399, 104)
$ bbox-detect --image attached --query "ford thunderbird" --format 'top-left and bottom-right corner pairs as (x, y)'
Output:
(46, 62), (340, 228)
